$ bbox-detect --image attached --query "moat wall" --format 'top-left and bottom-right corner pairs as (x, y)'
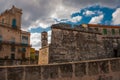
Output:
(0, 58), (120, 80)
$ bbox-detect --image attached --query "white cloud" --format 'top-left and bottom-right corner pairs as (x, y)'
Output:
(53, 16), (82, 23)
(97, 11), (103, 15)
(28, 19), (55, 30)
(30, 30), (52, 50)
(89, 15), (104, 24)
(70, 16), (82, 23)
(83, 10), (103, 16)
(30, 33), (41, 50)
(112, 8), (120, 25)
(50, 3), (78, 20)
(84, 10), (95, 16)
(48, 30), (52, 44)
(0, 0), (120, 31)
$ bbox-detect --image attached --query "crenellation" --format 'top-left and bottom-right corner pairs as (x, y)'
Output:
(51, 23), (101, 34)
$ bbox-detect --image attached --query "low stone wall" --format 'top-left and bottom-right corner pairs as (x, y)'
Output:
(0, 60), (37, 66)
(0, 58), (120, 80)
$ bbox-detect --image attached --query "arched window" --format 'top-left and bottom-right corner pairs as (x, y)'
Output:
(12, 19), (16, 28)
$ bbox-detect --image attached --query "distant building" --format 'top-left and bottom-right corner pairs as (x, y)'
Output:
(39, 31), (49, 64)
(39, 23), (120, 65)
(87, 24), (120, 57)
(30, 48), (35, 60)
(0, 6), (30, 60)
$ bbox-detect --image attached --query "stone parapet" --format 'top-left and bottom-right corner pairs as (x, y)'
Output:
(0, 58), (120, 80)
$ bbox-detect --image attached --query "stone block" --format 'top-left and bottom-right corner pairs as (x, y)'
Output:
(42, 65), (58, 80)
(0, 68), (6, 80)
(60, 64), (73, 78)
(75, 63), (86, 77)
(25, 66), (41, 80)
(8, 67), (24, 80)
(98, 61), (109, 74)
(88, 62), (99, 76)
(110, 59), (120, 72)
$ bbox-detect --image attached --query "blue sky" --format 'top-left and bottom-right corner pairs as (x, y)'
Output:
(0, 0), (120, 50)
(29, 4), (119, 33)
(28, 4), (120, 50)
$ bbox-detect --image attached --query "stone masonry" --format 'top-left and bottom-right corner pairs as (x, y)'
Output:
(0, 58), (120, 80)
(49, 23), (107, 63)
(39, 23), (118, 64)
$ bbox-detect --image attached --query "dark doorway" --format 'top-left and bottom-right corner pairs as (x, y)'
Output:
(113, 49), (118, 57)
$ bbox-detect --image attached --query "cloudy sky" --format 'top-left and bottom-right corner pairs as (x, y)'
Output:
(0, 0), (120, 50)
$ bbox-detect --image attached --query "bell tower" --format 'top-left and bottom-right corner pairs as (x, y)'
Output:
(0, 5), (22, 29)
(41, 31), (48, 47)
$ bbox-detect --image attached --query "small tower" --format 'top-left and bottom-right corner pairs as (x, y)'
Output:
(41, 31), (48, 47)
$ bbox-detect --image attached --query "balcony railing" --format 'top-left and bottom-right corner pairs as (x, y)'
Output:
(0, 22), (20, 31)
(0, 40), (31, 47)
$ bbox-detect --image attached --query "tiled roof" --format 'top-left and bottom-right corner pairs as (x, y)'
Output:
(88, 24), (120, 29)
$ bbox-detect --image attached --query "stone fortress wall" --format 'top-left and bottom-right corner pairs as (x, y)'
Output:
(0, 58), (120, 80)
(44, 23), (119, 64)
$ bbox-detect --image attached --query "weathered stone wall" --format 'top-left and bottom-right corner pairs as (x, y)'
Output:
(0, 58), (120, 80)
(49, 24), (108, 63)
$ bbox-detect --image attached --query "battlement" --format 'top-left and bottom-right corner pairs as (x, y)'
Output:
(51, 23), (101, 34)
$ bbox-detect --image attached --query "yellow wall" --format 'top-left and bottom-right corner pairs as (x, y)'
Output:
(38, 47), (49, 65)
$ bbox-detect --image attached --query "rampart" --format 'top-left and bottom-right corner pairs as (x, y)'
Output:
(0, 58), (120, 80)
(49, 23), (111, 63)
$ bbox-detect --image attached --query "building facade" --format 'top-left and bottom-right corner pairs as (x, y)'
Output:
(0, 6), (30, 60)
(39, 23), (120, 65)
(87, 24), (120, 57)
